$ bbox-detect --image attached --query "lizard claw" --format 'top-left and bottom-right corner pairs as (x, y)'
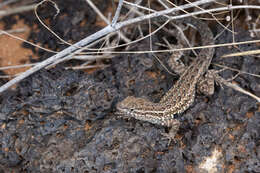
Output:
(161, 131), (177, 146)
(161, 119), (180, 145)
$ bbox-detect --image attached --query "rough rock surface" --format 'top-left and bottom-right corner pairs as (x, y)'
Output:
(0, 1), (259, 172)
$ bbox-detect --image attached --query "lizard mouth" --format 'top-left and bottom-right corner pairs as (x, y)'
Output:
(116, 103), (128, 114)
(116, 102), (124, 111)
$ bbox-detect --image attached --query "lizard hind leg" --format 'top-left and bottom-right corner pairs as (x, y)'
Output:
(197, 70), (216, 96)
(161, 119), (181, 144)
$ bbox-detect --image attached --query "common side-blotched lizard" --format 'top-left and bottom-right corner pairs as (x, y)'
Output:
(117, 17), (215, 139)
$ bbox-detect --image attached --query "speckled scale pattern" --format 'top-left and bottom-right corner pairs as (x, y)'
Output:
(117, 17), (214, 130)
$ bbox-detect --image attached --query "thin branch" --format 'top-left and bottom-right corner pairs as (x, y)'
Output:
(221, 49), (260, 58)
(0, 29), (57, 53)
(214, 74), (260, 102)
(0, 28), (26, 35)
(66, 64), (109, 70)
(0, 63), (37, 70)
(0, 26), (113, 93)
(213, 63), (260, 78)
(83, 4), (260, 51)
(115, 5), (260, 30)
(0, 0), (18, 8)
(45, 33), (117, 68)
(73, 54), (114, 60)
(70, 39), (260, 55)
(85, 0), (130, 43)
(111, 0), (124, 26)
(0, 4), (36, 17)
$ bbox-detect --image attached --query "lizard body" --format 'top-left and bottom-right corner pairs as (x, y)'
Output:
(117, 17), (215, 137)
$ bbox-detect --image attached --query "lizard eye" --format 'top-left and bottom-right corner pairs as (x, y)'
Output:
(130, 108), (134, 112)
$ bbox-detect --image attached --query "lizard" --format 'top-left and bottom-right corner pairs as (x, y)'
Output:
(116, 17), (215, 139)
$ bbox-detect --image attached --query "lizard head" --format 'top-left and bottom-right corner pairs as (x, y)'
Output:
(117, 96), (177, 127)
(116, 96), (150, 117)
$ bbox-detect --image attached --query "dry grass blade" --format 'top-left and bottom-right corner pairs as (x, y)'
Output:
(222, 49), (260, 57)
(214, 74), (260, 102)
